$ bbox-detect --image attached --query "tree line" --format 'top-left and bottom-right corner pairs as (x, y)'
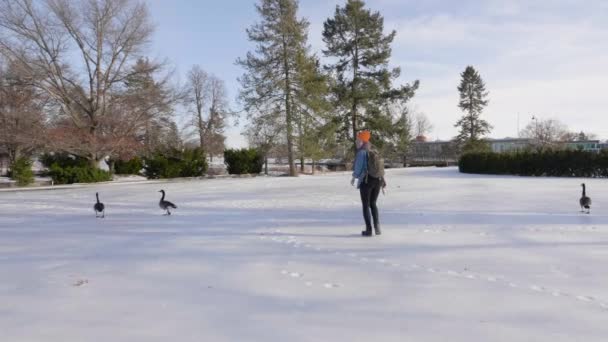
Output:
(2, 0), (592, 181)
(0, 0), (233, 175)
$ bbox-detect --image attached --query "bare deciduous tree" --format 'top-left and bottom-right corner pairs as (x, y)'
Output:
(520, 118), (571, 147)
(185, 65), (231, 160)
(186, 65), (210, 152)
(245, 108), (284, 175)
(205, 76), (229, 159)
(414, 112), (433, 138)
(576, 131), (597, 141)
(0, 0), (159, 167)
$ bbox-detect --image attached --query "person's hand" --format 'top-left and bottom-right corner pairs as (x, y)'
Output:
(350, 177), (355, 186)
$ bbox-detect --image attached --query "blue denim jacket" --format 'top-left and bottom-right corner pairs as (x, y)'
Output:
(352, 148), (368, 188)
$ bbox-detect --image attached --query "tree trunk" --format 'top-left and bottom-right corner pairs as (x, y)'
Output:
(351, 44), (359, 157)
(107, 159), (115, 175)
(199, 122), (205, 154)
(312, 160), (315, 175)
(298, 121), (304, 173)
(264, 155), (268, 175)
(282, 35), (296, 177)
(285, 95), (296, 176)
(89, 122), (100, 170)
(7, 148), (17, 167)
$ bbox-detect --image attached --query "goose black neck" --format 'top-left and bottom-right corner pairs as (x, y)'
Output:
(582, 184), (586, 196)
(160, 191), (165, 201)
(96, 193), (100, 203)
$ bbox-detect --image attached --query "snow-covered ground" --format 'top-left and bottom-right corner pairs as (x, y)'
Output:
(1, 167), (608, 341)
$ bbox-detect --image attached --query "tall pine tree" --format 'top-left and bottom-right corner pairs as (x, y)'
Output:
(238, 0), (311, 177)
(387, 101), (413, 165)
(293, 53), (332, 172)
(454, 66), (491, 151)
(322, 0), (418, 153)
(123, 58), (174, 157)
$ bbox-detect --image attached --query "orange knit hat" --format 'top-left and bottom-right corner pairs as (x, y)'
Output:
(357, 130), (371, 143)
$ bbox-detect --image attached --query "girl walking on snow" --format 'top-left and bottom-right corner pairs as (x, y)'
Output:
(351, 130), (386, 237)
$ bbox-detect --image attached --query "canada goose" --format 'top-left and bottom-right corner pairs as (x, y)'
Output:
(580, 183), (591, 214)
(94, 192), (105, 218)
(159, 190), (177, 215)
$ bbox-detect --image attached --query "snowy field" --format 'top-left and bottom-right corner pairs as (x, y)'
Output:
(1, 167), (608, 341)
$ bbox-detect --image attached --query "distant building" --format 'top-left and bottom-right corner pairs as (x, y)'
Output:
(487, 138), (534, 153)
(487, 138), (607, 153)
(407, 140), (457, 166)
(563, 140), (601, 153)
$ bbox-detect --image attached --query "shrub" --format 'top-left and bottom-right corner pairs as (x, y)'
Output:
(179, 148), (208, 177)
(114, 157), (144, 175)
(143, 148), (208, 179)
(10, 157), (35, 186)
(459, 150), (608, 178)
(48, 165), (111, 184)
(143, 154), (179, 179)
(42, 153), (111, 184)
(224, 148), (263, 175)
(40, 153), (88, 169)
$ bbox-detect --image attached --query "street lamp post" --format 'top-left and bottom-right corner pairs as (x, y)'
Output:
(531, 115), (539, 146)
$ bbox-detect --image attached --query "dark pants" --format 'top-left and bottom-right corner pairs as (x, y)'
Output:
(360, 176), (381, 233)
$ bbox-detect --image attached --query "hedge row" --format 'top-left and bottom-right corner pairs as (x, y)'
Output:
(459, 150), (608, 177)
(36, 147), (263, 184)
(224, 148), (263, 175)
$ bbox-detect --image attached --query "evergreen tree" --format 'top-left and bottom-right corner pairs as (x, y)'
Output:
(237, 0), (311, 177)
(123, 58), (174, 157)
(293, 53), (332, 172)
(322, 0), (418, 153)
(386, 101), (413, 165)
(454, 66), (491, 150)
(164, 121), (183, 152)
(0, 60), (46, 166)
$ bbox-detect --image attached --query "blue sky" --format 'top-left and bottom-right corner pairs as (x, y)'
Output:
(145, 0), (608, 146)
